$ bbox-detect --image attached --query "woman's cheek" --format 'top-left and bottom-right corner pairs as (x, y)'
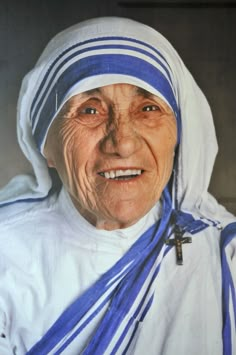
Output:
(61, 128), (97, 187)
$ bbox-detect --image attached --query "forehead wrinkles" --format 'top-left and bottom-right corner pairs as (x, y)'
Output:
(101, 85), (157, 111)
(65, 86), (138, 114)
(83, 85), (150, 99)
(60, 84), (173, 117)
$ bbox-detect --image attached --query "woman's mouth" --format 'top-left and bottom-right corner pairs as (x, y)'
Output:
(98, 169), (144, 180)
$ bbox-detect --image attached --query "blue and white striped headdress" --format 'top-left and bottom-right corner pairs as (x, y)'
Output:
(30, 27), (181, 153)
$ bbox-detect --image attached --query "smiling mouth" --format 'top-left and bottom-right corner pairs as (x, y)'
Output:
(98, 169), (144, 180)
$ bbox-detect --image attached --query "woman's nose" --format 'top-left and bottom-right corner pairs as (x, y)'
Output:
(100, 117), (142, 158)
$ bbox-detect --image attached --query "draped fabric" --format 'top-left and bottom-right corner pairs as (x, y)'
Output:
(0, 17), (235, 354)
(25, 190), (212, 355)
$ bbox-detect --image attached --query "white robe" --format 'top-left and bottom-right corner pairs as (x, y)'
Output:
(0, 16), (235, 355)
(0, 187), (235, 354)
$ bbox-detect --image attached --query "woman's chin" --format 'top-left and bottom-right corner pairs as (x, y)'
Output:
(94, 201), (155, 230)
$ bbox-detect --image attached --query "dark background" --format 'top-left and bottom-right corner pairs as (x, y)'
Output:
(0, 0), (235, 213)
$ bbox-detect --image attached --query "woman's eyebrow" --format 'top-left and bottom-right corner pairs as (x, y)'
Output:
(81, 88), (101, 97)
(135, 87), (155, 98)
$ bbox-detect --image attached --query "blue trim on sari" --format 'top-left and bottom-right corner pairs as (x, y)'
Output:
(26, 190), (211, 355)
(221, 222), (236, 355)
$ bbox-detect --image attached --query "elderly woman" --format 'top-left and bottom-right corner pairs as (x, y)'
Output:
(0, 17), (235, 355)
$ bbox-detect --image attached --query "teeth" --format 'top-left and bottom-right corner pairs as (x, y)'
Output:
(100, 169), (142, 179)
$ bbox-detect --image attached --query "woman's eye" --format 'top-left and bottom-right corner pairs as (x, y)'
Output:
(81, 107), (98, 114)
(142, 105), (160, 112)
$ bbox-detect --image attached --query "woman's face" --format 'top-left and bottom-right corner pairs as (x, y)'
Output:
(44, 83), (177, 230)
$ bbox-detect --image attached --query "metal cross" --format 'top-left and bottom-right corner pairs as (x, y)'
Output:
(165, 226), (192, 265)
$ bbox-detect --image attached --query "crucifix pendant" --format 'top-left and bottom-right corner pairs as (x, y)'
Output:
(165, 226), (192, 265)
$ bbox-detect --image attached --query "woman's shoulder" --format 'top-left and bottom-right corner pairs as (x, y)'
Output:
(0, 191), (64, 289)
(0, 191), (59, 230)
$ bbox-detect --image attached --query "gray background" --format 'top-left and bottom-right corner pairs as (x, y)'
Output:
(0, 0), (235, 214)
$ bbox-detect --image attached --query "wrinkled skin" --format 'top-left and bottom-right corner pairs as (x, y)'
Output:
(44, 84), (177, 230)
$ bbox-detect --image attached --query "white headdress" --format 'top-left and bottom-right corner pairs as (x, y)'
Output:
(0, 17), (233, 225)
